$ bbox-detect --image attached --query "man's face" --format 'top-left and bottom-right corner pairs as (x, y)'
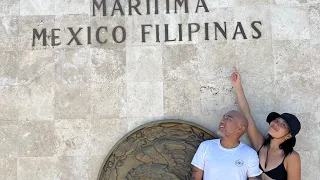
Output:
(218, 112), (240, 137)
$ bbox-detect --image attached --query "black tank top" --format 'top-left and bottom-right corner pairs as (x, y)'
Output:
(257, 146), (287, 180)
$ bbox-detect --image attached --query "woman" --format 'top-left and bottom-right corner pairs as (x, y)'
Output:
(230, 68), (301, 180)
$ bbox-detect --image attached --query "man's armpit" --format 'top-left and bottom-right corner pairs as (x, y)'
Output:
(248, 175), (262, 180)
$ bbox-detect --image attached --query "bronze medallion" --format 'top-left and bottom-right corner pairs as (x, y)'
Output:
(97, 120), (218, 180)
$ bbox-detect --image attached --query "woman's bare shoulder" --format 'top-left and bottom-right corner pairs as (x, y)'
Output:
(286, 150), (301, 162)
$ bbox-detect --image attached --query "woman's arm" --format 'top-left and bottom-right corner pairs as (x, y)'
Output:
(286, 151), (301, 180)
(230, 68), (264, 151)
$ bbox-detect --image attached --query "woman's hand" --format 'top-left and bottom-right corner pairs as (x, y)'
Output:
(230, 67), (241, 87)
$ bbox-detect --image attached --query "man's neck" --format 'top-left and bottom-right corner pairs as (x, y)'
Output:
(220, 137), (240, 149)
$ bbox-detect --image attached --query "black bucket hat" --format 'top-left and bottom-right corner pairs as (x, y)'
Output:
(266, 112), (301, 137)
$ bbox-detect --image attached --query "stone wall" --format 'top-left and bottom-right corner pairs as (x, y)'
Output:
(0, 0), (319, 179)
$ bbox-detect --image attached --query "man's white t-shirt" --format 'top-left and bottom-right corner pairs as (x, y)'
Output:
(191, 139), (262, 180)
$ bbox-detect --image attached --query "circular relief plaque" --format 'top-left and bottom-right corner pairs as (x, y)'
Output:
(97, 120), (218, 180)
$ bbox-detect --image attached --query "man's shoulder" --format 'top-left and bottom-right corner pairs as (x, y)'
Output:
(239, 142), (258, 155)
(201, 139), (219, 145)
(199, 139), (219, 148)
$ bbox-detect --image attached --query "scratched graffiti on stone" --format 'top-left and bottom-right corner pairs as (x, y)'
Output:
(97, 120), (217, 180)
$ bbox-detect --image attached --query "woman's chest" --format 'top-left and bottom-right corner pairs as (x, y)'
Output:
(262, 173), (275, 180)
(258, 147), (286, 172)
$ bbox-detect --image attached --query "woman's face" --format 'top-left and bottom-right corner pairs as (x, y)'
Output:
(268, 118), (290, 138)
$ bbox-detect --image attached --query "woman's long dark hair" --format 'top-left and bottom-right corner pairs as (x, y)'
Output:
(262, 134), (296, 157)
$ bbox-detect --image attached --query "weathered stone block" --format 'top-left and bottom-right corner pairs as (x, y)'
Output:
(0, 121), (18, 158)
(163, 44), (199, 81)
(127, 82), (164, 118)
(0, 158), (16, 180)
(0, 86), (18, 120)
(55, 48), (91, 84)
(20, 0), (55, 16)
(0, 51), (19, 86)
(91, 46), (126, 83)
(18, 157), (56, 180)
(55, 119), (91, 156)
(91, 82), (126, 119)
(18, 50), (55, 85)
(0, 16), (18, 51)
(198, 42), (236, 79)
(127, 46), (163, 82)
(17, 121), (58, 157)
(55, 84), (91, 119)
(200, 78), (237, 116)
(55, 0), (90, 15)
(89, 118), (127, 156)
(164, 80), (200, 117)
(236, 40), (273, 76)
(0, 0), (19, 17)
(270, 5), (309, 40)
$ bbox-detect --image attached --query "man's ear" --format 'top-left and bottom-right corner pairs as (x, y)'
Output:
(238, 125), (246, 133)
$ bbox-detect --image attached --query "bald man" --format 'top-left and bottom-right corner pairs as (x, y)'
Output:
(191, 110), (262, 180)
